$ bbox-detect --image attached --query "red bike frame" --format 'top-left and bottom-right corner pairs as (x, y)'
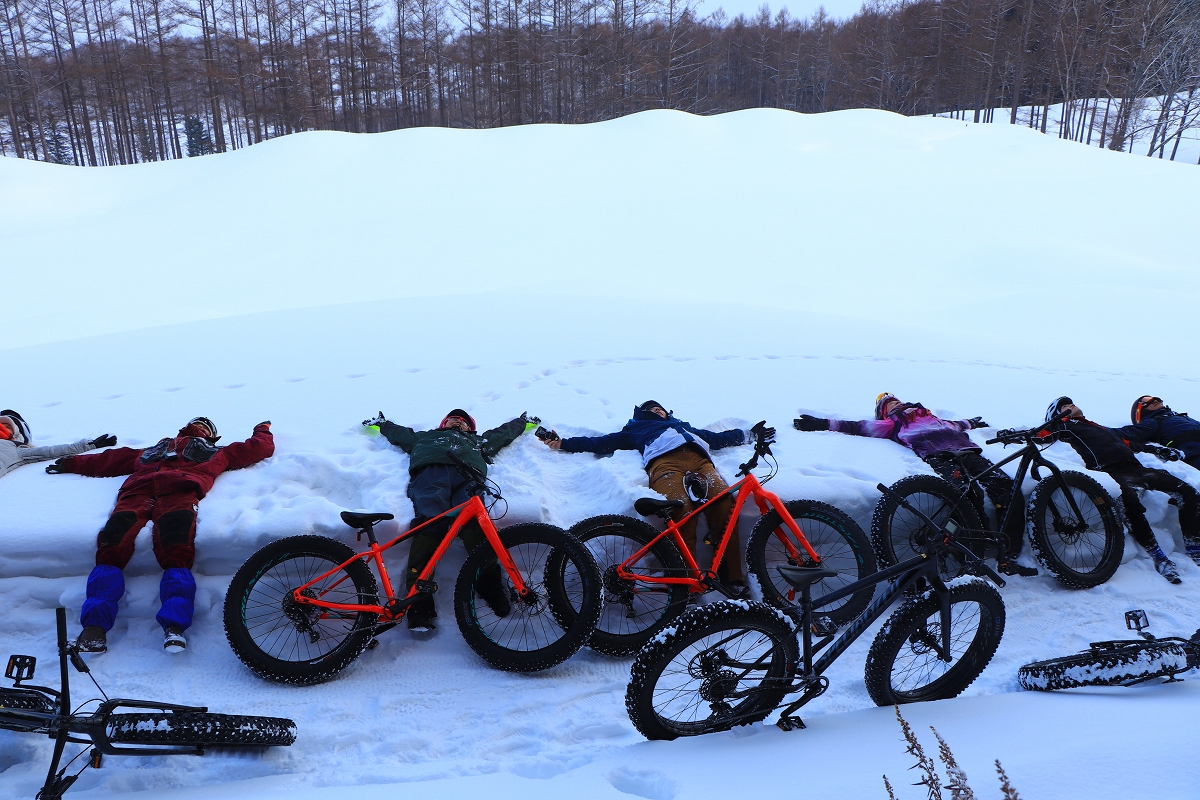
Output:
(616, 472), (822, 592)
(290, 496), (529, 620)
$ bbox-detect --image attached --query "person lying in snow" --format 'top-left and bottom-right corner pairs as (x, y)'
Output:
(541, 400), (775, 599)
(45, 417), (274, 654)
(1044, 396), (1200, 584)
(1119, 396), (1200, 472)
(364, 408), (532, 632)
(0, 409), (114, 477)
(794, 393), (1037, 577)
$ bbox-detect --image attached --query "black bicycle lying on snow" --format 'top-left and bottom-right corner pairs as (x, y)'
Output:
(0, 608), (296, 799)
(625, 482), (1008, 740)
(872, 422), (1124, 589)
(1018, 609), (1200, 691)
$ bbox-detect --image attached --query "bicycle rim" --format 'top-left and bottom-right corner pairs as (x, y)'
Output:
(587, 532), (680, 637)
(468, 541), (573, 652)
(1040, 486), (1110, 573)
(889, 600), (984, 695)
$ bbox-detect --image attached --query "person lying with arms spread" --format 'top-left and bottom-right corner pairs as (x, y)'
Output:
(541, 400), (774, 599)
(0, 409), (114, 478)
(1120, 396), (1200, 472)
(794, 393), (1036, 577)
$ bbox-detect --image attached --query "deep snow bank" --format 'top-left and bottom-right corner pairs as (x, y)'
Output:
(2, 109), (1199, 799)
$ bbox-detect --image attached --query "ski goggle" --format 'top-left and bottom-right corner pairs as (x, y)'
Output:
(186, 417), (219, 441)
(0, 419), (12, 440)
(1133, 397), (1162, 424)
(440, 415), (474, 431)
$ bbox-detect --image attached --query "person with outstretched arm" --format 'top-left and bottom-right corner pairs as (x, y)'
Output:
(364, 408), (533, 632)
(46, 417), (274, 653)
(794, 393), (1036, 577)
(1044, 396), (1200, 583)
(0, 409), (114, 477)
(1119, 396), (1200, 472)
(542, 400), (775, 599)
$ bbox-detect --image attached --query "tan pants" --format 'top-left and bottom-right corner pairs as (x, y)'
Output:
(646, 445), (743, 582)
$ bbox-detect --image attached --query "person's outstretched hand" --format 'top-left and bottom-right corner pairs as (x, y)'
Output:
(45, 458), (69, 474)
(967, 416), (989, 429)
(793, 415), (829, 432)
(363, 412), (386, 428)
(257, 421), (272, 429)
(92, 434), (117, 448)
(750, 421), (776, 447)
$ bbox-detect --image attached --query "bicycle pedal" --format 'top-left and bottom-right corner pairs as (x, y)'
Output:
(415, 579), (438, 595)
(776, 715), (806, 731)
(809, 616), (837, 637)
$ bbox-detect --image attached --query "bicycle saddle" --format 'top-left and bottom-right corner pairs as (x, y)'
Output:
(340, 511), (394, 529)
(634, 497), (685, 517)
(777, 564), (838, 590)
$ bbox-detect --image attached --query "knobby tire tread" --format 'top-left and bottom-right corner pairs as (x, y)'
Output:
(1026, 471), (1122, 589)
(747, 500), (876, 626)
(107, 712), (297, 746)
(871, 475), (985, 567)
(1017, 641), (1190, 691)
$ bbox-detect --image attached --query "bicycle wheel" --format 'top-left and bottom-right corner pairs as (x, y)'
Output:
(107, 712), (297, 746)
(560, 515), (690, 657)
(223, 535), (379, 686)
(863, 579), (1004, 705)
(1026, 471), (1123, 589)
(871, 475), (984, 567)
(625, 601), (798, 740)
(455, 523), (601, 672)
(0, 689), (54, 732)
(747, 500), (876, 626)
(1018, 640), (1192, 691)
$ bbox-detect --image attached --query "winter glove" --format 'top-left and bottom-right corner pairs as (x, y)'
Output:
(748, 421), (776, 447)
(91, 434), (117, 448)
(45, 458), (70, 474)
(362, 412), (387, 428)
(1144, 444), (1183, 462)
(793, 415), (829, 432)
(256, 421), (272, 429)
(520, 412), (541, 431)
(967, 417), (989, 429)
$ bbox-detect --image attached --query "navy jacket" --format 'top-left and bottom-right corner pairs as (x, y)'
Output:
(1048, 417), (1139, 471)
(560, 406), (746, 467)
(1117, 408), (1200, 461)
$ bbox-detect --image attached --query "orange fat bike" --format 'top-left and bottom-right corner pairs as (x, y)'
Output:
(559, 436), (877, 657)
(223, 456), (602, 684)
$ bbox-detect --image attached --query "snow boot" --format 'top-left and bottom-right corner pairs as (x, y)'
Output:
(163, 625), (187, 653)
(474, 569), (512, 618)
(1152, 550), (1182, 585)
(406, 595), (437, 632)
(1185, 540), (1200, 566)
(77, 626), (107, 654)
(998, 560), (1039, 577)
(726, 581), (752, 600)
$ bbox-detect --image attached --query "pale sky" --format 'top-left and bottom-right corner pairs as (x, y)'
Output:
(700, 0), (865, 22)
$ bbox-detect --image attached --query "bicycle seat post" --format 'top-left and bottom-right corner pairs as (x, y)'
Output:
(361, 524), (378, 546)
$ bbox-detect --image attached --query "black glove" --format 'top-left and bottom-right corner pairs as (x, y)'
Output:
(793, 415), (829, 432)
(257, 421), (271, 428)
(45, 458), (69, 474)
(363, 412), (387, 428)
(967, 416), (989, 429)
(91, 434), (117, 448)
(1145, 444), (1183, 462)
(749, 421), (776, 447)
(520, 412), (541, 426)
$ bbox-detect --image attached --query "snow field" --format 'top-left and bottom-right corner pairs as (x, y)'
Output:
(2, 108), (1200, 798)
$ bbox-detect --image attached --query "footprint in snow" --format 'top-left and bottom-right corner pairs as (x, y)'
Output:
(162, 387), (184, 392)
(286, 377), (306, 383)
(40, 401), (63, 407)
(224, 384), (245, 389)
(606, 768), (678, 800)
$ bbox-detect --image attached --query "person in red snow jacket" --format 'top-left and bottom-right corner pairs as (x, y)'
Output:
(795, 393), (1037, 577)
(46, 417), (274, 654)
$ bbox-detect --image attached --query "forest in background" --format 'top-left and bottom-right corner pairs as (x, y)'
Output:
(1, 0), (1198, 165)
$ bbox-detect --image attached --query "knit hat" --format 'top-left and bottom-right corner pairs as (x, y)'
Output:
(440, 409), (476, 432)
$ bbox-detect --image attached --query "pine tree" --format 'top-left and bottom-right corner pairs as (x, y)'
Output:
(185, 116), (214, 157)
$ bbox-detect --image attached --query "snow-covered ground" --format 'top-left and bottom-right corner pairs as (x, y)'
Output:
(2, 109), (1199, 799)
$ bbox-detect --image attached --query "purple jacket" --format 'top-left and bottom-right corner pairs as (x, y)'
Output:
(829, 406), (978, 458)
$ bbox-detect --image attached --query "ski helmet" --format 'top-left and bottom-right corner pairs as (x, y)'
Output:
(639, 400), (666, 413)
(0, 409), (30, 446)
(440, 409), (476, 432)
(1045, 397), (1073, 424)
(874, 393), (899, 420)
(185, 416), (220, 442)
(1131, 396), (1162, 424)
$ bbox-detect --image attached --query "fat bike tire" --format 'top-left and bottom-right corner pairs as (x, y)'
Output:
(107, 712), (297, 746)
(564, 514), (690, 657)
(455, 523), (601, 672)
(871, 475), (985, 567)
(223, 535), (378, 686)
(748, 500), (876, 626)
(625, 601), (799, 741)
(0, 689), (55, 732)
(1026, 471), (1123, 589)
(864, 580), (1004, 706)
(1017, 640), (1191, 691)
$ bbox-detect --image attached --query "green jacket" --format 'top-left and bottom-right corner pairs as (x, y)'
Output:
(378, 417), (526, 476)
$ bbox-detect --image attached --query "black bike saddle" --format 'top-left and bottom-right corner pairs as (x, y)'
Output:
(777, 564), (838, 590)
(340, 511), (394, 528)
(634, 497), (686, 517)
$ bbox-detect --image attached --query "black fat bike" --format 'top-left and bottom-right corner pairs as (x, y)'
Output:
(0, 609), (295, 799)
(1018, 609), (1200, 691)
(872, 423), (1123, 589)
(625, 483), (1007, 740)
